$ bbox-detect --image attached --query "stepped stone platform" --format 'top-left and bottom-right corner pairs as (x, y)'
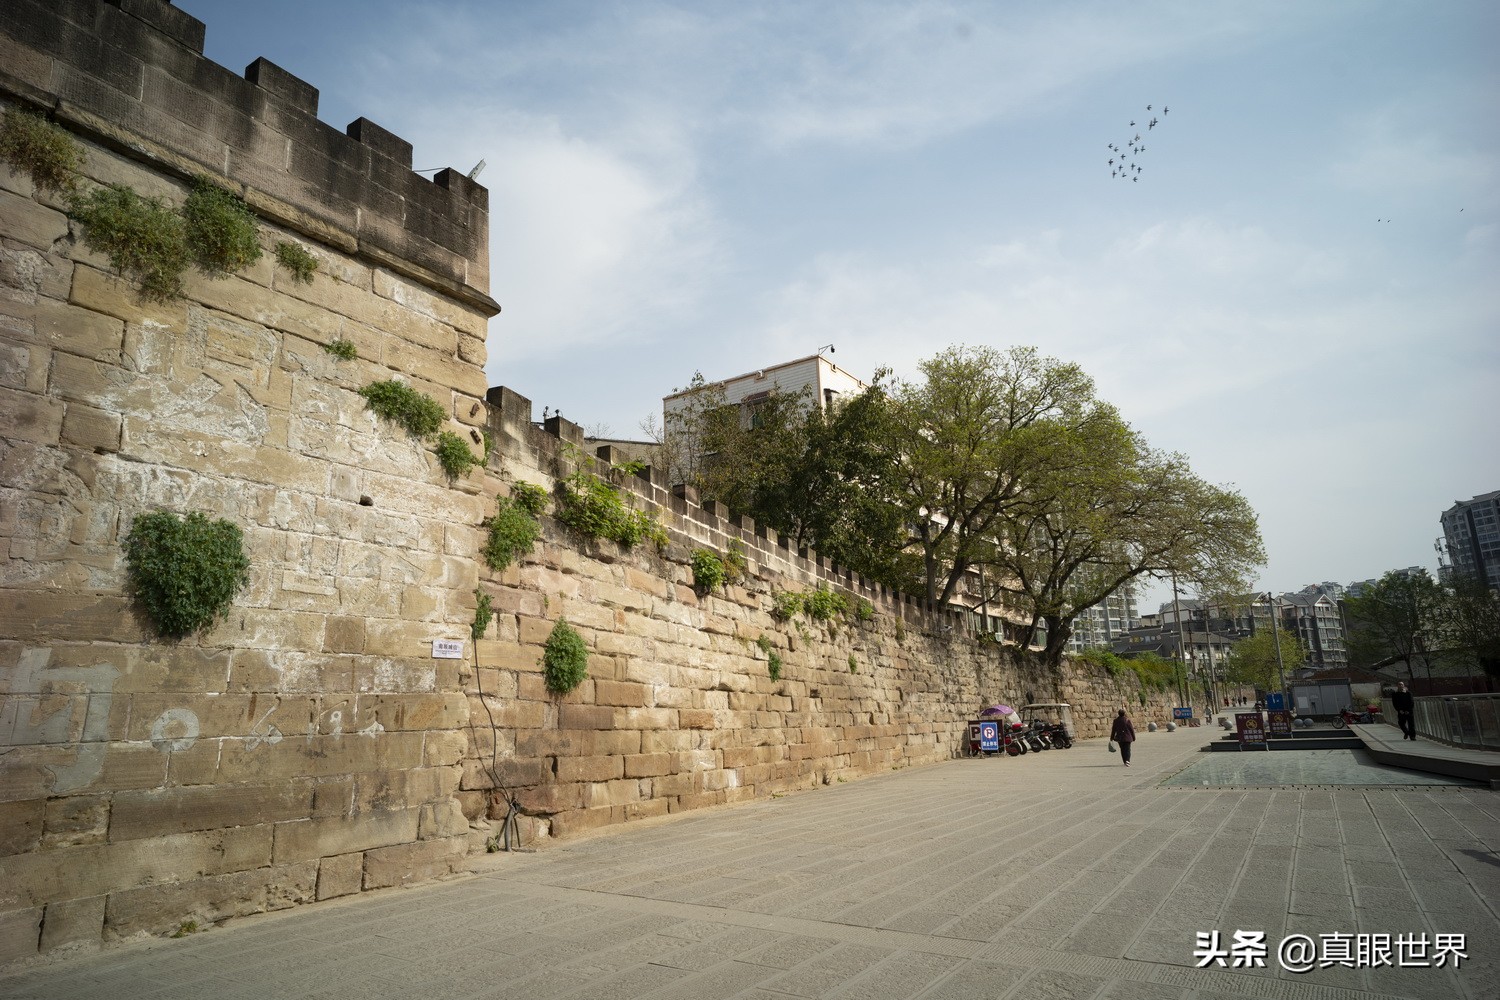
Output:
(1352, 722), (1500, 788)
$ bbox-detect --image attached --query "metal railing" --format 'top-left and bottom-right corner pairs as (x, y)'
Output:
(1383, 694), (1500, 751)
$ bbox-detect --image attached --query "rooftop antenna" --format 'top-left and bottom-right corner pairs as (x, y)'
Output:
(817, 343), (835, 355)
(467, 159), (487, 181)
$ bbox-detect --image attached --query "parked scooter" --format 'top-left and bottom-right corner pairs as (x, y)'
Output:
(1331, 708), (1374, 729)
(1031, 719), (1073, 749)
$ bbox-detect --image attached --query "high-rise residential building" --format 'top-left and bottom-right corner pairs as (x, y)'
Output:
(1440, 490), (1500, 590)
(1067, 588), (1139, 652)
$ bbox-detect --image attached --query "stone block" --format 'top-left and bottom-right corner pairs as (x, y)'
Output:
(316, 852), (363, 901)
(41, 795), (108, 849)
(0, 188), (68, 253)
(592, 679), (648, 708)
(558, 705), (613, 731)
(108, 781), (316, 842)
(0, 800), (44, 854)
(555, 755), (623, 783)
(0, 386), (64, 446)
(624, 753), (672, 778)
(362, 836), (465, 890)
(39, 894), (105, 952)
(418, 800), (467, 841)
(271, 807), (419, 863)
(0, 826), (272, 911)
(0, 907), (42, 962)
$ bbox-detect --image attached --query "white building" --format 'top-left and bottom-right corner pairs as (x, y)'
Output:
(662, 351), (868, 428)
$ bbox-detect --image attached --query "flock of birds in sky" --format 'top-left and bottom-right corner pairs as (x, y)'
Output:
(1107, 104), (1168, 183)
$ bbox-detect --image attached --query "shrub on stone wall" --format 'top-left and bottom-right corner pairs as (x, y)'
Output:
(182, 176), (262, 277)
(70, 184), (190, 301)
(359, 380), (447, 439)
(482, 493), (542, 570)
(274, 239), (319, 283)
(0, 107), (83, 193)
(556, 468), (667, 551)
(543, 619), (589, 695)
(124, 510), (251, 638)
(691, 548), (726, 591)
(434, 430), (479, 480)
(471, 589), (493, 640)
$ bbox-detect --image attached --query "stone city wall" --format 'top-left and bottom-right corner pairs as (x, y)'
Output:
(0, 0), (1181, 964)
(1, 0), (495, 960)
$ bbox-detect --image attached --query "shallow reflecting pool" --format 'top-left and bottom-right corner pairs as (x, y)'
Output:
(1161, 748), (1482, 788)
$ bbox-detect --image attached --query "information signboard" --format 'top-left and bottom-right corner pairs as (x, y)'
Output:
(432, 639), (464, 659)
(977, 720), (1000, 753)
(1267, 710), (1293, 738)
(1173, 706), (1193, 720)
(1264, 692), (1286, 711)
(1236, 712), (1268, 750)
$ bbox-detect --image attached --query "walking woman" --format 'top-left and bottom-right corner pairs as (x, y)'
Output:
(1111, 708), (1136, 767)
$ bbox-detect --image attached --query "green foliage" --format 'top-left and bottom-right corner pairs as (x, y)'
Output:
(555, 467), (665, 550)
(768, 649), (783, 681)
(358, 380), (447, 440)
(1222, 628), (1309, 693)
(756, 634), (774, 656)
(855, 598), (875, 622)
(691, 548), (726, 590)
(803, 584), (850, 622)
(482, 494), (541, 571)
(1344, 569), (1444, 676)
(322, 338), (357, 361)
(434, 430), (478, 480)
(70, 184), (189, 301)
(471, 589), (493, 641)
(771, 590), (803, 622)
(182, 177), (262, 277)
(1079, 647), (1127, 677)
(124, 510), (250, 639)
(723, 540), (748, 583)
(0, 108), (83, 193)
(170, 920), (199, 939)
(274, 240), (318, 283)
(847, 654), (859, 674)
(1123, 651), (1178, 692)
(509, 481), (549, 517)
(543, 619), (589, 695)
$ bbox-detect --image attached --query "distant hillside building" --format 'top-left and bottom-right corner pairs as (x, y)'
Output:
(1440, 490), (1500, 590)
(663, 351), (868, 429)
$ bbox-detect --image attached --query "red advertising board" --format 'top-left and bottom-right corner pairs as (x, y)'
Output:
(1267, 710), (1292, 738)
(1236, 712), (1267, 749)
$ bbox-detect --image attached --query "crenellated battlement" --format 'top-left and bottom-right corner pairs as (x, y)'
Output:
(0, 0), (498, 313)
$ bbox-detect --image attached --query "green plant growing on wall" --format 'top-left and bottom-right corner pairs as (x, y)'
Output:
(182, 176), (262, 277)
(768, 650), (783, 681)
(691, 548), (726, 591)
(0, 108), (84, 193)
(471, 589), (493, 641)
(70, 184), (190, 302)
(855, 598), (875, 622)
(124, 510), (250, 639)
(510, 481), (549, 517)
(848, 654), (859, 674)
(358, 380), (447, 439)
(771, 591), (803, 622)
(555, 467), (666, 551)
(481, 494), (542, 571)
(804, 585), (850, 622)
(756, 634), (774, 657)
(723, 541), (748, 583)
(434, 430), (479, 481)
(322, 338), (357, 361)
(543, 619), (588, 695)
(274, 239), (318, 283)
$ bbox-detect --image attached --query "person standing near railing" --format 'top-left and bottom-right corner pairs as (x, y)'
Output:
(1392, 681), (1417, 741)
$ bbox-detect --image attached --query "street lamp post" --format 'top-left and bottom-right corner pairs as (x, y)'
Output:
(1267, 591), (1289, 710)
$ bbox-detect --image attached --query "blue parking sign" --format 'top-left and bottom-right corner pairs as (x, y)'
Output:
(978, 720), (1000, 753)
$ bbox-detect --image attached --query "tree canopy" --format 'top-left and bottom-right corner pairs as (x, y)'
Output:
(662, 343), (1266, 667)
(1221, 627), (1308, 694)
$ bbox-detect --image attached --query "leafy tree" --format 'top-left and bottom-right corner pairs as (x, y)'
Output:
(1435, 572), (1500, 678)
(885, 345), (1097, 604)
(1343, 570), (1445, 681)
(1222, 627), (1308, 694)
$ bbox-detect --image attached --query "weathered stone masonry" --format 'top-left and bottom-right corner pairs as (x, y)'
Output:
(0, 0), (1182, 962)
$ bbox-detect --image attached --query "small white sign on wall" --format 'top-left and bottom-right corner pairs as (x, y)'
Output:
(432, 639), (464, 659)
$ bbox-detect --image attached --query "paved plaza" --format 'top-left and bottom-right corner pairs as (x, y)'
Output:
(2, 726), (1497, 1000)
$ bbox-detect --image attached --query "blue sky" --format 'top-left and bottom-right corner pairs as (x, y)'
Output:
(181, 0), (1498, 607)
